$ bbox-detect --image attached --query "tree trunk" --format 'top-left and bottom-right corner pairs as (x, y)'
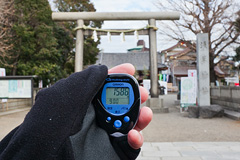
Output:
(12, 67), (17, 76)
(209, 55), (216, 84)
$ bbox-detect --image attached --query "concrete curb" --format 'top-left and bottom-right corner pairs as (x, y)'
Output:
(0, 107), (30, 117)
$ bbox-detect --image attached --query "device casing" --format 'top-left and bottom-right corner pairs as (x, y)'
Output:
(93, 74), (140, 136)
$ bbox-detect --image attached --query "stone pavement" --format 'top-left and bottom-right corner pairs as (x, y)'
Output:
(1, 93), (240, 160)
(138, 93), (240, 160)
(137, 142), (240, 160)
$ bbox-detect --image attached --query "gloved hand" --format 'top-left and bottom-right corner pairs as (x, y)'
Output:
(0, 63), (152, 160)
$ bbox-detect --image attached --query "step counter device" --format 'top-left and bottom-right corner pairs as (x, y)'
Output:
(93, 74), (140, 137)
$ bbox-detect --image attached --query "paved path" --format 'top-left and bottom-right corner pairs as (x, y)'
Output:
(0, 108), (29, 140)
(142, 108), (240, 142)
(139, 93), (240, 159)
(137, 142), (240, 160)
(142, 94), (240, 142)
(1, 93), (240, 160)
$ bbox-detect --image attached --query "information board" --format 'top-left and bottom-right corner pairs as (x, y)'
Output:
(180, 77), (196, 107)
(0, 79), (32, 98)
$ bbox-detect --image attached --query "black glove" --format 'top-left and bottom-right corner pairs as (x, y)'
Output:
(0, 65), (140, 160)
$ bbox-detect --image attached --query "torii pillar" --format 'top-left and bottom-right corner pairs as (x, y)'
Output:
(52, 12), (180, 111)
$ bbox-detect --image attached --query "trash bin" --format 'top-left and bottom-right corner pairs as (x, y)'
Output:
(159, 86), (165, 95)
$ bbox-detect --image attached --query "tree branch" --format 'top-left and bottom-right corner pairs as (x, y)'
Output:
(214, 32), (240, 58)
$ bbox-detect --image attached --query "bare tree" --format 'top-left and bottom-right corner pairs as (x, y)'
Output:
(0, 0), (18, 70)
(156, 0), (240, 82)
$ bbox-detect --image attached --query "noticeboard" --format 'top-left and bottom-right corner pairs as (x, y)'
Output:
(0, 79), (31, 98)
(0, 76), (35, 99)
(180, 77), (197, 107)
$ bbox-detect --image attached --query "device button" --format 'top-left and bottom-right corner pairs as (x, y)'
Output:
(114, 120), (122, 128)
(124, 116), (130, 123)
(107, 117), (111, 122)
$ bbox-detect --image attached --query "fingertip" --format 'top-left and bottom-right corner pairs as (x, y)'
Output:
(134, 106), (153, 131)
(140, 86), (148, 103)
(108, 63), (135, 75)
(142, 106), (153, 124)
(128, 129), (143, 149)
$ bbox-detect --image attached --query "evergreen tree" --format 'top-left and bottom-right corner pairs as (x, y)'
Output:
(53, 24), (74, 74)
(53, 0), (103, 72)
(13, 0), (65, 86)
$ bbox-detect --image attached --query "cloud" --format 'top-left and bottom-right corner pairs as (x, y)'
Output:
(49, 0), (176, 52)
(90, 0), (174, 52)
(91, 0), (159, 12)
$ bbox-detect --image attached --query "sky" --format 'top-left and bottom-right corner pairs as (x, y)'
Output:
(49, 0), (239, 55)
(91, 0), (158, 53)
(49, 0), (178, 53)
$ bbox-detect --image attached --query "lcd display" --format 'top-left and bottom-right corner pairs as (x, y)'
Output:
(106, 87), (129, 105)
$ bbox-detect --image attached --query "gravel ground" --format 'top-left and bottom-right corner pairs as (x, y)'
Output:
(1, 93), (240, 142)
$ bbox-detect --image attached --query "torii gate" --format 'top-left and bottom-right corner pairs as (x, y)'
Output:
(52, 12), (180, 101)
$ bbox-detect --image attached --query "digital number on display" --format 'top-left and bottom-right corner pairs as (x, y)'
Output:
(106, 87), (129, 105)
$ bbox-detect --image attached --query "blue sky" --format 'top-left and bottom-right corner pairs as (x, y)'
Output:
(49, 0), (177, 53)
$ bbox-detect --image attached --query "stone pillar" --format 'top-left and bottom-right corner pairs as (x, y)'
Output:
(148, 19), (158, 98)
(75, 19), (84, 72)
(147, 19), (168, 113)
(196, 33), (210, 106)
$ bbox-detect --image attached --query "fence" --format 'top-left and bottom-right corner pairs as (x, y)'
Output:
(0, 99), (31, 112)
(0, 88), (41, 112)
(211, 86), (240, 112)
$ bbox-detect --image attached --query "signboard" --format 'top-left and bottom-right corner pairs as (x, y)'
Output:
(188, 69), (198, 97)
(0, 68), (6, 76)
(225, 76), (239, 85)
(0, 68), (7, 102)
(180, 77), (196, 107)
(0, 79), (32, 98)
(188, 70), (197, 78)
(143, 79), (168, 95)
(39, 80), (43, 89)
(143, 79), (151, 94)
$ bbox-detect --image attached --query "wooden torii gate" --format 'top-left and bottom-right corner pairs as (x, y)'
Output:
(52, 12), (180, 100)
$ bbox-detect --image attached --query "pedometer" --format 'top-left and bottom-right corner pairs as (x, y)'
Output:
(93, 73), (140, 137)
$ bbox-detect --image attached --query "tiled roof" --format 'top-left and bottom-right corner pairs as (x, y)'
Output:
(173, 66), (196, 76)
(161, 41), (196, 59)
(95, 52), (162, 70)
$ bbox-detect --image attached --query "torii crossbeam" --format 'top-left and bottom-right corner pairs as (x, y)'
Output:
(52, 11), (180, 99)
